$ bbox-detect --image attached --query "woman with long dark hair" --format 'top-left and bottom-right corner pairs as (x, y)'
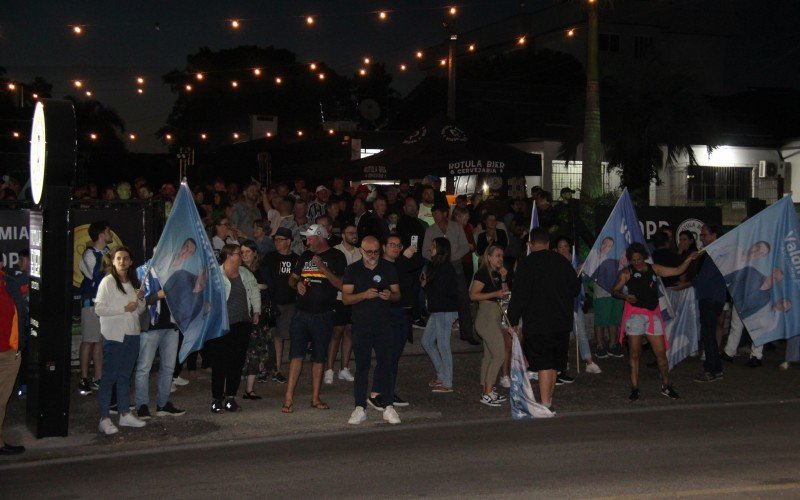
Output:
(240, 240), (269, 400)
(207, 244), (261, 413)
(420, 237), (460, 393)
(94, 247), (146, 435)
(469, 245), (509, 406)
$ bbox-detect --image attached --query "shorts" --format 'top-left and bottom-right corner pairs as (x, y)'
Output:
(333, 301), (352, 327)
(624, 314), (664, 336)
(289, 310), (334, 363)
(594, 297), (623, 327)
(81, 306), (102, 342)
(524, 330), (569, 372)
(273, 304), (295, 340)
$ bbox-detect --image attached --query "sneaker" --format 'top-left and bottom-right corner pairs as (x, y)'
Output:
(323, 369), (334, 385)
(171, 383), (178, 393)
(480, 393), (502, 407)
(498, 375), (511, 388)
(608, 344), (624, 358)
(91, 379), (100, 391)
(348, 406), (367, 425)
(383, 405), (401, 424)
(490, 390), (507, 403)
(779, 361), (791, 370)
(526, 370), (538, 381)
(585, 362), (602, 374)
(413, 318), (427, 329)
(661, 384), (679, 399)
(257, 372), (270, 383)
(596, 345), (608, 359)
(367, 396), (385, 412)
(720, 352), (735, 362)
(157, 402), (186, 416)
(629, 387), (640, 401)
(172, 376), (190, 386)
(78, 379), (93, 396)
(272, 372), (288, 384)
(338, 368), (355, 382)
(693, 371), (722, 383)
(432, 385), (453, 393)
(137, 404), (152, 420)
(224, 398), (240, 412)
(119, 412), (146, 428)
(556, 373), (575, 384)
(211, 399), (223, 413)
(393, 395), (409, 407)
(746, 357), (763, 368)
(98, 417), (118, 435)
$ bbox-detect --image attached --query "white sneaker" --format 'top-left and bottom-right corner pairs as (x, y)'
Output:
(585, 362), (602, 374)
(98, 417), (118, 435)
(527, 370), (538, 381)
(170, 383), (177, 393)
(383, 405), (401, 424)
(173, 376), (190, 386)
(498, 375), (511, 388)
(348, 406), (367, 425)
(323, 369), (334, 385)
(338, 368), (355, 382)
(119, 412), (146, 428)
(780, 361), (791, 370)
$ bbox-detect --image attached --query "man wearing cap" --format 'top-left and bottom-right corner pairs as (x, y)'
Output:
(262, 227), (299, 384)
(308, 185), (330, 224)
(422, 203), (480, 345)
(282, 224), (347, 412)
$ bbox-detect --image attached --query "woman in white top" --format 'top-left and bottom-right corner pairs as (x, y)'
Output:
(94, 247), (146, 435)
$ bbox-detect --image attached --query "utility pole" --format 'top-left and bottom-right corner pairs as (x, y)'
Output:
(443, 17), (458, 120)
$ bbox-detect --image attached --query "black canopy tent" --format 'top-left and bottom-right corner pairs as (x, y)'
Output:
(344, 114), (542, 182)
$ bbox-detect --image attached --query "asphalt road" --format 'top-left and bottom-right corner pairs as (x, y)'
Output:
(3, 400), (800, 499)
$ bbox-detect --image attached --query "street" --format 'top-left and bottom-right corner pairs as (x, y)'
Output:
(3, 400), (800, 498)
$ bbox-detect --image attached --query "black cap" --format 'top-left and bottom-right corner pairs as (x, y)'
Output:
(273, 227), (293, 239)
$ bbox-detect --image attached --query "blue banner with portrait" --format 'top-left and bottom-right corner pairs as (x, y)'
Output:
(150, 183), (229, 361)
(705, 195), (800, 346)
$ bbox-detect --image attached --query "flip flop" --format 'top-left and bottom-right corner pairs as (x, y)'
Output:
(281, 402), (294, 413)
(310, 401), (330, 410)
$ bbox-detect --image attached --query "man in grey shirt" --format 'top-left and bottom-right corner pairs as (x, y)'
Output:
(230, 182), (263, 240)
(422, 204), (479, 345)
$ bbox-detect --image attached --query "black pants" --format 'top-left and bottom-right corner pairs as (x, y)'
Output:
(371, 307), (411, 396)
(208, 321), (251, 399)
(699, 299), (723, 375)
(352, 322), (393, 408)
(453, 265), (475, 339)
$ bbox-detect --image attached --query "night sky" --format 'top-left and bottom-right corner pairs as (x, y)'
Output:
(1, 1), (544, 153)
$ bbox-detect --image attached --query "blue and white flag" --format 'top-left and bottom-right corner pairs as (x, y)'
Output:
(705, 195), (800, 346)
(509, 331), (554, 419)
(150, 183), (229, 361)
(582, 189), (644, 293)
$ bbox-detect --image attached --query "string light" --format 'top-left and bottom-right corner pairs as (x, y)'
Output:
(89, 133), (98, 140)
(265, 132), (273, 138)
(468, 43), (475, 51)
(253, 68), (262, 76)
(275, 76), (282, 84)
(165, 133), (173, 141)
(73, 80), (83, 88)
(363, 57), (371, 65)
(416, 51), (423, 59)
(309, 62), (317, 71)
(297, 130), (304, 136)
(399, 64), (407, 71)
(567, 28), (575, 37)
(230, 19), (240, 29)
(306, 16), (315, 25)
(318, 73), (326, 80)
(32, 93), (38, 99)
(232, 132), (240, 140)
(517, 36), (526, 45)
(439, 59), (446, 66)
(378, 11), (387, 21)
(231, 80), (239, 88)
(195, 72), (204, 81)
(449, 6), (457, 15)
(200, 133), (208, 140)
(85, 90), (93, 97)
(184, 84), (193, 92)
(136, 76), (145, 85)
(129, 133), (136, 140)
(328, 128), (335, 135)
(359, 68), (367, 76)
(137, 88), (144, 95)
(6, 83), (15, 91)
(72, 25), (83, 35)
(12, 132), (20, 138)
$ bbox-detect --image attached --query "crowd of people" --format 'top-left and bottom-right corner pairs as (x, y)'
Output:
(2, 174), (799, 450)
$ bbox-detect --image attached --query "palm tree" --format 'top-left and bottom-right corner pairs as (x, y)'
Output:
(581, 0), (604, 199)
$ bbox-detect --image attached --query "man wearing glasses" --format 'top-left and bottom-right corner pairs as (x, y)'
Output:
(342, 236), (401, 425)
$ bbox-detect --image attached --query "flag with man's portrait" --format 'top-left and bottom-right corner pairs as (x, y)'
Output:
(150, 183), (229, 361)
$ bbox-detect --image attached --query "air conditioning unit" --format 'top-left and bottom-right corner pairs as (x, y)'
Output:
(250, 115), (278, 138)
(758, 161), (789, 178)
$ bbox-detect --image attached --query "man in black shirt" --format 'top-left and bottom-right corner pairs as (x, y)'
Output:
(282, 224), (346, 413)
(261, 227), (299, 383)
(342, 236), (401, 425)
(396, 197), (428, 249)
(651, 230), (682, 288)
(508, 227), (580, 412)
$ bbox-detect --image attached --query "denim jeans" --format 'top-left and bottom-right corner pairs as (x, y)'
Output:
(573, 309), (592, 360)
(98, 335), (140, 418)
(421, 311), (458, 388)
(135, 328), (179, 408)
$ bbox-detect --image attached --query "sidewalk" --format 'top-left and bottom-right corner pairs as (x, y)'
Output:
(3, 326), (799, 464)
